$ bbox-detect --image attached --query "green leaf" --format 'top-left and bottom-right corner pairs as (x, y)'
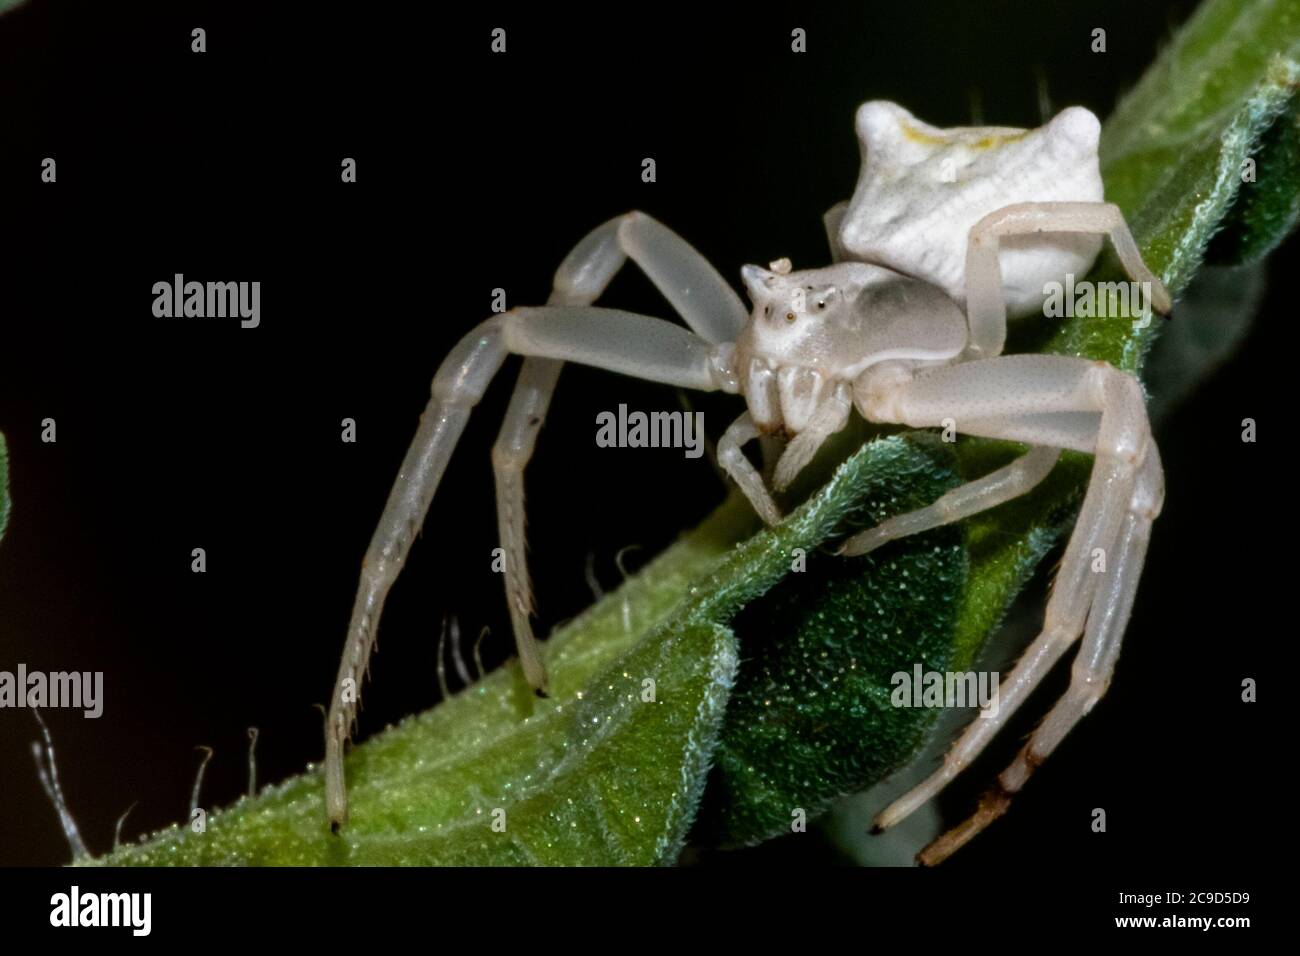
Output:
(1101, 0), (1300, 291)
(698, 433), (966, 844)
(90, 514), (745, 865)
(92, 437), (954, 866)
(1210, 96), (1300, 264)
(91, 0), (1299, 865)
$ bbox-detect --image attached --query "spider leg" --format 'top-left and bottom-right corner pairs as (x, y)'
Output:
(773, 383), (853, 491)
(839, 445), (1060, 557)
(964, 201), (1172, 359)
(758, 432), (786, 483)
(918, 447), (1161, 865)
(492, 356), (562, 693)
(856, 355), (1160, 859)
(718, 412), (781, 526)
(325, 304), (732, 829)
(718, 384), (852, 526)
(493, 212), (748, 693)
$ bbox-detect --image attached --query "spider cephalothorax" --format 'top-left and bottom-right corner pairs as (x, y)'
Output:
(735, 259), (966, 434)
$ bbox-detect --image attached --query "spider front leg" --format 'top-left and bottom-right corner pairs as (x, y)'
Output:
(717, 412), (781, 527)
(964, 201), (1173, 359)
(493, 212), (748, 692)
(717, 384), (852, 527)
(325, 303), (734, 829)
(856, 354), (1163, 863)
(773, 383), (853, 491)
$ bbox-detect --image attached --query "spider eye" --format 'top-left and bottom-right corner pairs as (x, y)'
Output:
(815, 300), (826, 310)
(764, 305), (771, 317)
(785, 311), (796, 323)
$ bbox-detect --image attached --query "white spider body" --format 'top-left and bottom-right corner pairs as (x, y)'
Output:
(325, 101), (1172, 864)
(733, 261), (966, 434)
(837, 101), (1105, 316)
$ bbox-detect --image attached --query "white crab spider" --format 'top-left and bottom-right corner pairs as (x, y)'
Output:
(324, 100), (1171, 863)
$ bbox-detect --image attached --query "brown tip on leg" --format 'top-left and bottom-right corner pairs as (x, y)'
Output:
(528, 659), (551, 699)
(869, 823), (884, 836)
(916, 788), (1013, 866)
(330, 820), (341, 836)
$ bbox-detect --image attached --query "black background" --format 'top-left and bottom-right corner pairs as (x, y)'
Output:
(0, 0), (1280, 901)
